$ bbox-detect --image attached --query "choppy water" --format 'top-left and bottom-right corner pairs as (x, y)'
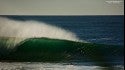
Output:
(0, 62), (124, 70)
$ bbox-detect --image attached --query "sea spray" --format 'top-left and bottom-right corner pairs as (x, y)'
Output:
(0, 17), (85, 49)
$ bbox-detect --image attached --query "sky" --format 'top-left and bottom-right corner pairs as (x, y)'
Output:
(0, 0), (124, 15)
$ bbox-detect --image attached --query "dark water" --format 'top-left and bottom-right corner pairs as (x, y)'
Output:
(2, 15), (124, 45)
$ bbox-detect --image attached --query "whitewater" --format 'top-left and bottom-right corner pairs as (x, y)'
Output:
(0, 62), (124, 70)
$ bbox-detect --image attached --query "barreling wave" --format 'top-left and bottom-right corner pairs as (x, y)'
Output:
(0, 38), (124, 66)
(0, 17), (124, 67)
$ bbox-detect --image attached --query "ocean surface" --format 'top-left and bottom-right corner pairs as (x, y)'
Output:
(0, 15), (124, 70)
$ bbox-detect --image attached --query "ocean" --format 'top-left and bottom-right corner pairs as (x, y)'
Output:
(0, 16), (124, 70)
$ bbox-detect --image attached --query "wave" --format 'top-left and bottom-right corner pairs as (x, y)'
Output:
(0, 17), (124, 67)
(0, 37), (123, 66)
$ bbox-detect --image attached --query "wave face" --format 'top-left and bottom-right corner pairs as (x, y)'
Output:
(0, 17), (82, 49)
(0, 38), (123, 66)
